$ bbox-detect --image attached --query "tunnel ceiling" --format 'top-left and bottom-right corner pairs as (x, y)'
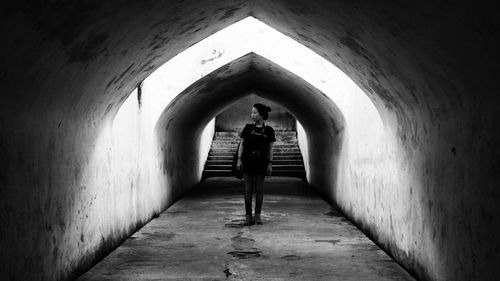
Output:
(155, 52), (345, 139)
(1, 0), (496, 129)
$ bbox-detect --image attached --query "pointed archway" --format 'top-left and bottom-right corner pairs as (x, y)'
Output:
(154, 53), (345, 203)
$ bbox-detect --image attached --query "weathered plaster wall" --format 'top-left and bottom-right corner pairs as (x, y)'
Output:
(251, 2), (500, 281)
(296, 121), (309, 181)
(199, 119), (216, 173)
(0, 2), (252, 280)
(155, 54), (345, 209)
(0, 1), (498, 281)
(215, 93), (296, 132)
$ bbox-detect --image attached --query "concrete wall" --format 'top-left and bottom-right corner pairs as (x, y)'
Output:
(296, 121), (309, 181)
(0, 1), (498, 281)
(215, 93), (296, 131)
(199, 119), (216, 172)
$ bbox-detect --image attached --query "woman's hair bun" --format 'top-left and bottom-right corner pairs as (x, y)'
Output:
(253, 103), (271, 120)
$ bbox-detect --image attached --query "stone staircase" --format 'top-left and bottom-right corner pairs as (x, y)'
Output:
(202, 131), (306, 180)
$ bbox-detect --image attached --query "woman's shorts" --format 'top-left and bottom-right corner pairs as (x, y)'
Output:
(242, 155), (268, 174)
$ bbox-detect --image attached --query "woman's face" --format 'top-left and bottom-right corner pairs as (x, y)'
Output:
(251, 107), (262, 122)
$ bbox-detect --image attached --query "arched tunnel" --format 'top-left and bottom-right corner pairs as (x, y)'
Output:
(0, 1), (498, 281)
(157, 53), (346, 202)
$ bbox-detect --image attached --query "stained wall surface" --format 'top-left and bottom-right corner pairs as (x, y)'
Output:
(0, 1), (498, 281)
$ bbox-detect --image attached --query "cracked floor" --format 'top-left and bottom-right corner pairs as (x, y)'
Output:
(76, 177), (415, 281)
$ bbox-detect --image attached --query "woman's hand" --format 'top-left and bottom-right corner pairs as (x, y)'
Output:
(266, 163), (272, 175)
(237, 159), (243, 171)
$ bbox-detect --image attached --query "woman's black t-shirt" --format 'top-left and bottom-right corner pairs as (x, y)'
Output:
(239, 123), (276, 169)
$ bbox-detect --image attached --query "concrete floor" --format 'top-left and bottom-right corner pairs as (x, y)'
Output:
(76, 177), (415, 281)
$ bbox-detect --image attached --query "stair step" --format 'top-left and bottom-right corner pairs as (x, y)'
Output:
(269, 170), (305, 177)
(206, 155), (303, 159)
(212, 141), (299, 148)
(273, 156), (304, 160)
(212, 138), (238, 141)
(207, 155), (233, 160)
(215, 132), (240, 137)
(204, 164), (304, 170)
(209, 152), (236, 156)
(202, 170), (234, 177)
(212, 140), (298, 144)
(209, 152), (303, 157)
(271, 165), (304, 170)
(215, 131), (297, 136)
(205, 159), (303, 165)
(212, 142), (298, 146)
(273, 159), (303, 164)
(202, 170), (305, 178)
(209, 148), (301, 152)
(210, 148), (301, 153)
(204, 164), (232, 170)
(205, 131), (305, 178)
(205, 160), (233, 165)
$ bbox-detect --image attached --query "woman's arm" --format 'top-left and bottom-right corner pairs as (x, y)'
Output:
(268, 141), (274, 163)
(237, 139), (244, 171)
(267, 141), (274, 175)
(267, 127), (275, 164)
(238, 139), (244, 159)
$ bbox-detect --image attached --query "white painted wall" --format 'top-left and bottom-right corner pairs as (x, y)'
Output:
(199, 119), (216, 176)
(296, 120), (310, 181)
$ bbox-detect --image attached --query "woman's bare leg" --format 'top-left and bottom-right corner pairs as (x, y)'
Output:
(243, 172), (255, 215)
(254, 172), (265, 215)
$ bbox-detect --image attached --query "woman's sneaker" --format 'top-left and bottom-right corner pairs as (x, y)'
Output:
(244, 214), (254, 226)
(254, 213), (263, 225)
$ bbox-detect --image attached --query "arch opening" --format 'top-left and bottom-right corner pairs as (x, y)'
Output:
(111, 16), (383, 203)
(113, 16), (383, 152)
(150, 53), (345, 202)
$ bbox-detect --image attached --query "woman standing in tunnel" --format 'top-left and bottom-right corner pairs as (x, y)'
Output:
(237, 103), (276, 226)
